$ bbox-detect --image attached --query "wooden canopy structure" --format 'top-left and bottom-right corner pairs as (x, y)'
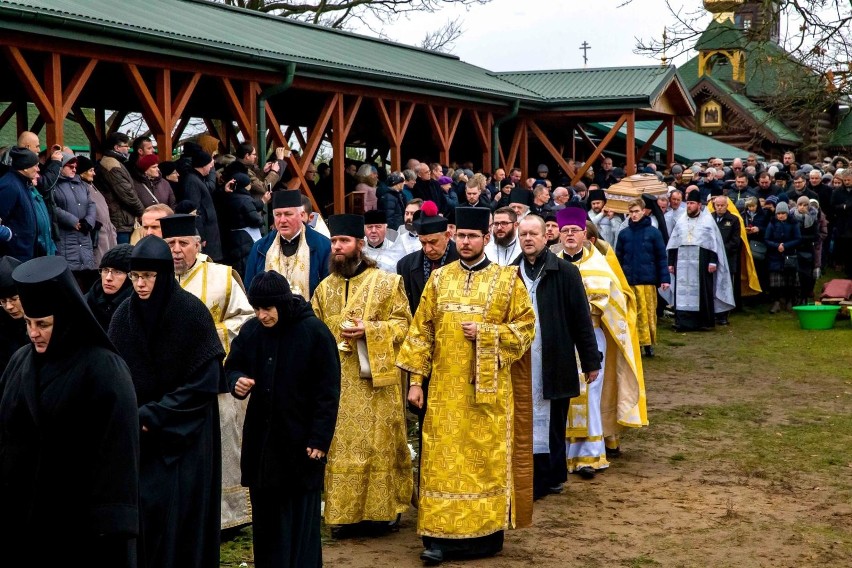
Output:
(0, 0), (696, 213)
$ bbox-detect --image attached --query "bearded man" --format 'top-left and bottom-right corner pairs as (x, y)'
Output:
(666, 189), (735, 331)
(484, 206), (521, 265)
(160, 213), (255, 530)
(311, 214), (413, 539)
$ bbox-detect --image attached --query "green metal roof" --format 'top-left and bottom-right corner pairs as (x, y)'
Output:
(680, 39), (817, 100)
(495, 65), (693, 110)
(0, 103), (91, 151)
(694, 19), (747, 51)
(697, 75), (802, 144)
(0, 0), (539, 104)
(0, 0), (694, 112)
(829, 109), (852, 148)
(586, 120), (763, 164)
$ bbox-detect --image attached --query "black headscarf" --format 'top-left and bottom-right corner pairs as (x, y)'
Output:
(129, 236), (177, 339)
(247, 270), (308, 325)
(12, 256), (115, 360)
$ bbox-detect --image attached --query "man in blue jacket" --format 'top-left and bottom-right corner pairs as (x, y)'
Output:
(244, 189), (330, 298)
(0, 147), (54, 261)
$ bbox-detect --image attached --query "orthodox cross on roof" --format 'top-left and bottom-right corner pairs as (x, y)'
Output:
(580, 41), (591, 67)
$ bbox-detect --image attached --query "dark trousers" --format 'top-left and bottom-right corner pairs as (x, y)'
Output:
(250, 487), (323, 568)
(533, 397), (570, 498)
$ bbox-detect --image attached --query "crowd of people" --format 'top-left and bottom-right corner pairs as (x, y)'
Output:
(1, 127), (850, 567)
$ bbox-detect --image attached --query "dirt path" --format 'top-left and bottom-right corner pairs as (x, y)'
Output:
(321, 316), (852, 567)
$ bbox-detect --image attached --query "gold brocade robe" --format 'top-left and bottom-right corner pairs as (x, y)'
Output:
(560, 246), (647, 434)
(177, 254), (255, 529)
(310, 267), (413, 524)
(396, 261), (535, 539)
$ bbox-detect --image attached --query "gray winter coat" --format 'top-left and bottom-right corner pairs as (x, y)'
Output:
(53, 174), (97, 270)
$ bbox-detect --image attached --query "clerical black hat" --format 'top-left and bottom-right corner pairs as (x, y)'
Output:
(363, 209), (387, 225)
(131, 235), (174, 275)
(454, 207), (490, 233)
(709, 185), (724, 197)
(509, 186), (531, 206)
(416, 215), (448, 235)
(12, 256), (78, 318)
(686, 189), (702, 203)
(328, 214), (365, 239)
(588, 189), (607, 202)
(159, 214), (199, 239)
(271, 189), (303, 210)
(0, 256), (22, 298)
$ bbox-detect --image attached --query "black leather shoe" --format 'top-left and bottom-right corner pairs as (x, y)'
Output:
(606, 446), (622, 458)
(548, 483), (564, 494)
(420, 545), (444, 565)
(643, 346), (655, 357)
(577, 466), (596, 479)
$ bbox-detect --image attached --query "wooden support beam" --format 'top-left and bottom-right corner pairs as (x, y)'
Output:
(95, 108), (106, 147)
(31, 115), (45, 135)
(519, 118), (528, 180)
(332, 94), (346, 214)
(3, 46), (55, 123)
(124, 64), (166, 133)
(71, 105), (99, 153)
(666, 116), (675, 166)
(635, 120), (667, 164)
(471, 110), (493, 174)
(203, 118), (223, 144)
(426, 105), (462, 165)
(571, 114), (628, 185)
(60, 59), (97, 117)
(219, 78), (253, 141)
(16, 99), (28, 134)
(527, 119), (576, 182)
(574, 124), (598, 153)
(625, 110), (636, 175)
(503, 120), (524, 173)
(0, 102), (16, 131)
(292, 127), (307, 153)
(171, 116), (191, 148)
(374, 98), (415, 171)
(107, 110), (128, 137)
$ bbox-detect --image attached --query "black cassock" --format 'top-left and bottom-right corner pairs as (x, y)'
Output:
(225, 299), (341, 568)
(0, 344), (140, 567)
(110, 285), (224, 568)
(668, 246), (719, 331)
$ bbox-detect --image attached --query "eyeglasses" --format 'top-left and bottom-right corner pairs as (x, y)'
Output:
(492, 221), (514, 227)
(455, 233), (485, 242)
(559, 228), (585, 235)
(99, 268), (126, 277)
(129, 271), (157, 282)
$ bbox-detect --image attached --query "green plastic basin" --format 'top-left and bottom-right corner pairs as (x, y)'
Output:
(792, 305), (841, 330)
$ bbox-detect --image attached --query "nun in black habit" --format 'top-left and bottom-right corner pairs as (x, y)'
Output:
(0, 256), (140, 567)
(109, 235), (224, 568)
(85, 243), (135, 330)
(225, 270), (341, 568)
(0, 255), (27, 372)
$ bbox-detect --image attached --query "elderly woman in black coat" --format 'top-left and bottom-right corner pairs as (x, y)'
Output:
(225, 270), (340, 568)
(85, 243), (135, 330)
(0, 256), (140, 567)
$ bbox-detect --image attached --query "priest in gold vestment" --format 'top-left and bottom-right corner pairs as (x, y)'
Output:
(555, 207), (646, 478)
(310, 214), (413, 538)
(160, 214), (255, 530)
(396, 206), (535, 565)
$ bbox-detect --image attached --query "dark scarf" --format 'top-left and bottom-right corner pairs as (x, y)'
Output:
(85, 279), (134, 331)
(109, 285), (224, 405)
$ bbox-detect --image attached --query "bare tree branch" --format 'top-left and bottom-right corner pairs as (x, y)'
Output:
(419, 19), (464, 53)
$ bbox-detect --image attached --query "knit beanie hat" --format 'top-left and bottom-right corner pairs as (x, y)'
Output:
(191, 151), (213, 169)
(136, 154), (159, 172)
(76, 155), (95, 173)
(9, 147), (39, 170)
(247, 270), (292, 309)
(765, 195), (779, 205)
(99, 244), (134, 273)
(775, 202), (789, 214)
(159, 161), (177, 177)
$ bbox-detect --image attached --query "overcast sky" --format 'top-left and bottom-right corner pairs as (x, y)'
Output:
(351, 0), (712, 70)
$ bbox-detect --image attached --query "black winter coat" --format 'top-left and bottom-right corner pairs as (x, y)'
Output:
(225, 301), (340, 492)
(182, 170), (223, 261)
(396, 241), (459, 314)
(764, 218), (801, 272)
(512, 250), (600, 399)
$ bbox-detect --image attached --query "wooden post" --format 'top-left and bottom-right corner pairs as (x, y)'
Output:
(471, 110), (493, 173)
(375, 98), (415, 172)
(625, 110), (636, 175)
(666, 116), (675, 166)
(426, 105), (462, 166)
(331, 94), (346, 214)
(635, 121), (668, 165)
(519, 118), (529, 179)
(570, 114), (628, 185)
